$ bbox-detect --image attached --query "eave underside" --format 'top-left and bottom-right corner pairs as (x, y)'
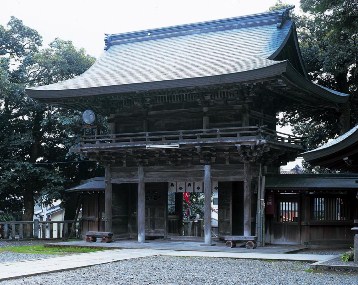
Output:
(303, 127), (358, 172)
(266, 174), (358, 190)
(27, 62), (348, 115)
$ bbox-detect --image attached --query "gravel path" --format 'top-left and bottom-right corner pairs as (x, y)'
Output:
(0, 255), (356, 285)
(0, 241), (356, 284)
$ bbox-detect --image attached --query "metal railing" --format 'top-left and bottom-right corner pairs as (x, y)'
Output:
(80, 126), (302, 147)
(0, 220), (81, 240)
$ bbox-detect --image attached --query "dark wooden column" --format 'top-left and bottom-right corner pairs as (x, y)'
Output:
(105, 165), (112, 232)
(301, 194), (311, 244)
(243, 162), (251, 236)
(203, 107), (209, 129)
(137, 166), (145, 243)
(204, 164), (212, 245)
(255, 165), (265, 246)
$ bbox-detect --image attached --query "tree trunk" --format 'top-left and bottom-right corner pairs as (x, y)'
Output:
(22, 187), (35, 238)
(22, 110), (44, 236)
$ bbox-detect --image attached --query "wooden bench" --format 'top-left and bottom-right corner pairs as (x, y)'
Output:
(85, 231), (113, 243)
(222, 235), (257, 249)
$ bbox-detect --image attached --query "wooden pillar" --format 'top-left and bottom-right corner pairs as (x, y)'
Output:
(105, 165), (112, 232)
(203, 107), (209, 130)
(301, 194), (311, 244)
(255, 164), (265, 246)
(137, 166), (145, 243)
(261, 175), (266, 245)
(204, 164), (212, 245)
(108, 114), (116, 133)
(243, 162), (251, 236)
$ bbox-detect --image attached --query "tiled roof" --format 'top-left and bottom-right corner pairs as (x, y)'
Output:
(304, 125), (358, 154)
(28, 9), (292, 94)
(302, 125), (358, 162)
(66, 177), (105, 192)
(26, 7), (349, 105)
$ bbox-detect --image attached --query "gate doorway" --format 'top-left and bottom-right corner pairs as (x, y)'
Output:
(218, 181), (244, 237)
(167, 191), (204, 237)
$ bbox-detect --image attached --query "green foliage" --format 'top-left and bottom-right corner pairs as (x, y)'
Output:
(0, 17), (102, 221)
(269, 1), (293, 11)
(183, 193), (204, 220)
(278, 0), (358, 152)
(0, 212), (15, 221)
(341, 249), (354, 262)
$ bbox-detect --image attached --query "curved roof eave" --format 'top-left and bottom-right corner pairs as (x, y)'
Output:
(26, 60), (350, 107)
(283, 63), (350, 104)
(302, 125), (358, 162)
(26, 61), (289, 100)
(269, 23), (309, 79)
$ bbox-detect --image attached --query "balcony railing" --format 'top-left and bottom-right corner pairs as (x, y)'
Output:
(80, 126), (303, 148)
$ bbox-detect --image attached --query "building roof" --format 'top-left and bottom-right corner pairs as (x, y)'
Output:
(66, 177), (105, 192)
(302, 125), (358, 171)
(26, 8), (349, 107)
(266, 174), (358, 190)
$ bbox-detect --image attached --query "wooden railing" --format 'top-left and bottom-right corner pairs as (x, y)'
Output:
(0, 220), (81, 240)
(80, 126), (302, 147)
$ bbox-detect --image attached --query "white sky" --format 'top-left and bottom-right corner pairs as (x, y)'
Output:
(1, 0), (301, 57)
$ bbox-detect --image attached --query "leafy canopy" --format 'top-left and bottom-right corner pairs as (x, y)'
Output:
(278, 0), (357, 150)
(0, 17), (101, 220)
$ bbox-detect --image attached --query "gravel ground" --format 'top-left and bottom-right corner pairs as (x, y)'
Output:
(0, 241), (356, 285)
(0, 255), (357, 285)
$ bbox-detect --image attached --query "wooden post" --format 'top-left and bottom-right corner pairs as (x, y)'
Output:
(204, 164), (212, 245)
(33, 219), (39, 239)
(4, 223), (9, 239)
(105, 165), (113, 232)
(255, 164), (266, 247)
(261, 175), (266, 246)
(19, 223), (24, 239)
(255, 165), (262, 246)
(243, 162), (251, 236)
(11, 223), (16, 239)
(137, 166), (145, 243)
(63, 222), (68, 238)
(203, 107), (209, 129)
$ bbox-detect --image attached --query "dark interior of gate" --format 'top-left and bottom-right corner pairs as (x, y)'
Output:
(83, 180), (260, 241)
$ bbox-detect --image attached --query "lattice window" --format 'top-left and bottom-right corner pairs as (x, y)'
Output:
(312, 197), (349, 221)
(278, 201), (299, 222)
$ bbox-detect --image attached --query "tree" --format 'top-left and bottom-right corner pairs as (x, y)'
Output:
(0, 17), (100, 222)
(278, 0), (358, 150)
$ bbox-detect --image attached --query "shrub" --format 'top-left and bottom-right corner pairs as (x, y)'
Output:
(341, 249), (354, 262)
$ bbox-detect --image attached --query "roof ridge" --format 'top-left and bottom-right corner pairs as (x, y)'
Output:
(104, 7), (294, 49)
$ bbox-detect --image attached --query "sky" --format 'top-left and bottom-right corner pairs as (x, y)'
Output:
(1, 0), (301, 57)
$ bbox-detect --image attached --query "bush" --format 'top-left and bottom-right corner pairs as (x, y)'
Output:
(0, 213), (15, 221)
(341, 249), (354, 262)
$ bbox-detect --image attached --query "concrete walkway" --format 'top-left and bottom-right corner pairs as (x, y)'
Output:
(0, 245), (338, 281)
(0, 248), (158, 281)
